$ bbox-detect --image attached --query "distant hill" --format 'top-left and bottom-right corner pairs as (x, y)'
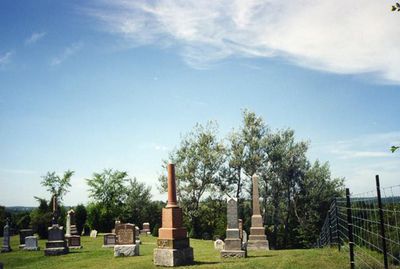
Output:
(5, 206), (35, 212)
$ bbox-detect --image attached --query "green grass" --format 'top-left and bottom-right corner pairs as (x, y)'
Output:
(0, 234), (349, 269)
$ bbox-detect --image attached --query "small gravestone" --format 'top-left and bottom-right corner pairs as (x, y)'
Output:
(114, 223), (139, 257)
(1, 219), (12, 252)
(221, 198), (246, 258)
(24, 236), (40, 251)
(44, 225), (69, 256)
(103, 233), (116, 248)
(214, 239), (225, 250)
(141, 222), (150, 235)
(243, 230), (248, 244)
(90, 230), (98, 238)
(67, 235), (82, 249)
(19, 229), (34, 248)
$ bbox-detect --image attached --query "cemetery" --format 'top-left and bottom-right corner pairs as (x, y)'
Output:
(1, 1), (399, 268)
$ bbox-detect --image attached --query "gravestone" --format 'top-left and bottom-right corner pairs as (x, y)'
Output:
(44, 225), (69, 256)
(65, 209), (82, 248)
(238, 219), (243, 241)
(66, 210), (72, 236)
(1, 219), (12, 252)
(247, 174), (269, 250)
(66, 235), (82, 249)
(90, 230), (98, 238)
(154, 164), (194, 266)
(214, 239), (225, 250)
(24, 236), (40, 251)
(19, 229), (34, 248)
(103, 233), (116, 248)
(243, 230), (248, 244)
(141, 222), (150, 234)
(221, 198), (246, 258)
(114, 223), (139, 257)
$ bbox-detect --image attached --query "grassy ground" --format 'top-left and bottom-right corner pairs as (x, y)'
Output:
(0, 234), (349, 269)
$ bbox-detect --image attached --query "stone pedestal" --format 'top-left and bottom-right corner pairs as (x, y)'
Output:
(154, 164), (194, 267)
(114, 244), (139, 257)
(44, 225), (69, 256)
(1, 220), (11, 253)
(247, 175), (269, 250)
(24, 236), (40, 251)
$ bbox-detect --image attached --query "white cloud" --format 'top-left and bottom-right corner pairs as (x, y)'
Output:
(25, 32), (46, 45)
(0, 50), (14, 68)
(85, 0), (400, 83)
(50, 42), (83, 66)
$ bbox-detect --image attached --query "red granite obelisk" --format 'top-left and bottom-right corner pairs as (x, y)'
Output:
(247, 174), (269, 250)
(153, 164), (194, 266)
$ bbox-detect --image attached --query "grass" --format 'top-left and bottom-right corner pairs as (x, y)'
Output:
(0, 234), (349, 269)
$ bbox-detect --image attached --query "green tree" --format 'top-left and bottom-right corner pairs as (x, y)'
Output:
(30, 198), (52, 238)
(122, 177), (152, 226)
(75, 204), (87, 236)
(41, 170), (74, 202)
(0, 205), (5, 237)
(159, 121), (225, 238)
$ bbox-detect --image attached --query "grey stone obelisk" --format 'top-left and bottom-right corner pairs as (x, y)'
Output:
(1, 219), (12, 252)
(221, 198), (246, 258)
(247, 174), (269, 250)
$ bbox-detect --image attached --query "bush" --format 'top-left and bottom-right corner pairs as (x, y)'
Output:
(152, 223), (160, 237)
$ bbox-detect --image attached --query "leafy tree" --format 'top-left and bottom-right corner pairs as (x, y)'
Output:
(75, 204), (87, 236)
(159, 121), (225, 238)
(30, 198), (52, 238)
(391, 145), (399, 152)
(86, 169), (129, 221)
(122, 177), (152, 226)
(0, 205), (5, 236)
(41, 170), (74, 202)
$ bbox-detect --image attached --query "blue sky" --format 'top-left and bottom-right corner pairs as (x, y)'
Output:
(1, 1), (399, 206)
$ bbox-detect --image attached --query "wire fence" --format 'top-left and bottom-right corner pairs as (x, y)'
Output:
(317, 175), (400, 269)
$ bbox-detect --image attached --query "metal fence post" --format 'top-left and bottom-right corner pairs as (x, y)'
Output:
(328, 209), (332, 247)
(335, 198), (341, 252)
(376, 175), (389, 269)
(346, 188), (355, 269)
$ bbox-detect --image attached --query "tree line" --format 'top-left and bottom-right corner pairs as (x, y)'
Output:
(1, 110), (344, 249)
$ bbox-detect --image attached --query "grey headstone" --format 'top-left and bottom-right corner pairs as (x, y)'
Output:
(19, 229), (34, 245)
(2, 220), (12, 252)
(242, 230), (248, 243)
(227, 198), (238, 229)
(90, 230), (98, 238)
(214, 239), (225, 250)
(24, 236), (40, 251)
(48, 225), (65, 241)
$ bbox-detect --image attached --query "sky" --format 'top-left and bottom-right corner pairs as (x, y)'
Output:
(0, 0), (399, 206)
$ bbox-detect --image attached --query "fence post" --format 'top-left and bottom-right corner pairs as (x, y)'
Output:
(346, 188), (355, 269)
(328, 209), (332, 247)
(335, 198), (341, 252)
(376, 175), (389, 269)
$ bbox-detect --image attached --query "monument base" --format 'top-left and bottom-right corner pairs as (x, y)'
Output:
(102, 244), (115, 248)
(153, 247), (194, 267)
(24, 246), (40, 251)
(246, 239), (269, 250)
(1, 247), (11, 253)
(221, 249), (246, 258)
(114, 244), (139, 257)
(19, 244), (25, 249)
(44, 240), (69, 256)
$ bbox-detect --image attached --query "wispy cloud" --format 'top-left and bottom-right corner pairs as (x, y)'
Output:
(0, 50), (15, 68)
(25, 32), (46, 45)
(84, 1), (400, 83)
(50, 42), (83, 66)
(316, 132), (400, 160)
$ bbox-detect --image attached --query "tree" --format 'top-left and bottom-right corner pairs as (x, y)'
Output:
(391, 145), (399, 152)
(75, 204), (87, 236)
(41, 170), (74, 202)
(86, 169), (130, 232)
(30, 198), (52, 238)
(159, 121), (225, 238)
(122, 177), (152, 226)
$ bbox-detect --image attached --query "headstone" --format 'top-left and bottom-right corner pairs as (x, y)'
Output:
(154, 164), (194, 266)
(238, 219), (243, 241)
(19, 229), (34, 248)
(44, 224), (69, 256)
(221, 198), (246, 258)
(90, 230), (98, 238)
(141, 222), (151, 235)
(103, 233), (116, 248)
(23, 236), (40, 251)
(243, 230), (248, 244)
(1, 219), (12, 252)
(66, 235), (82, 249)
(113, 223), (139, 257)
(214, 239), (225, 250)
(247, 174), (269, 250)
